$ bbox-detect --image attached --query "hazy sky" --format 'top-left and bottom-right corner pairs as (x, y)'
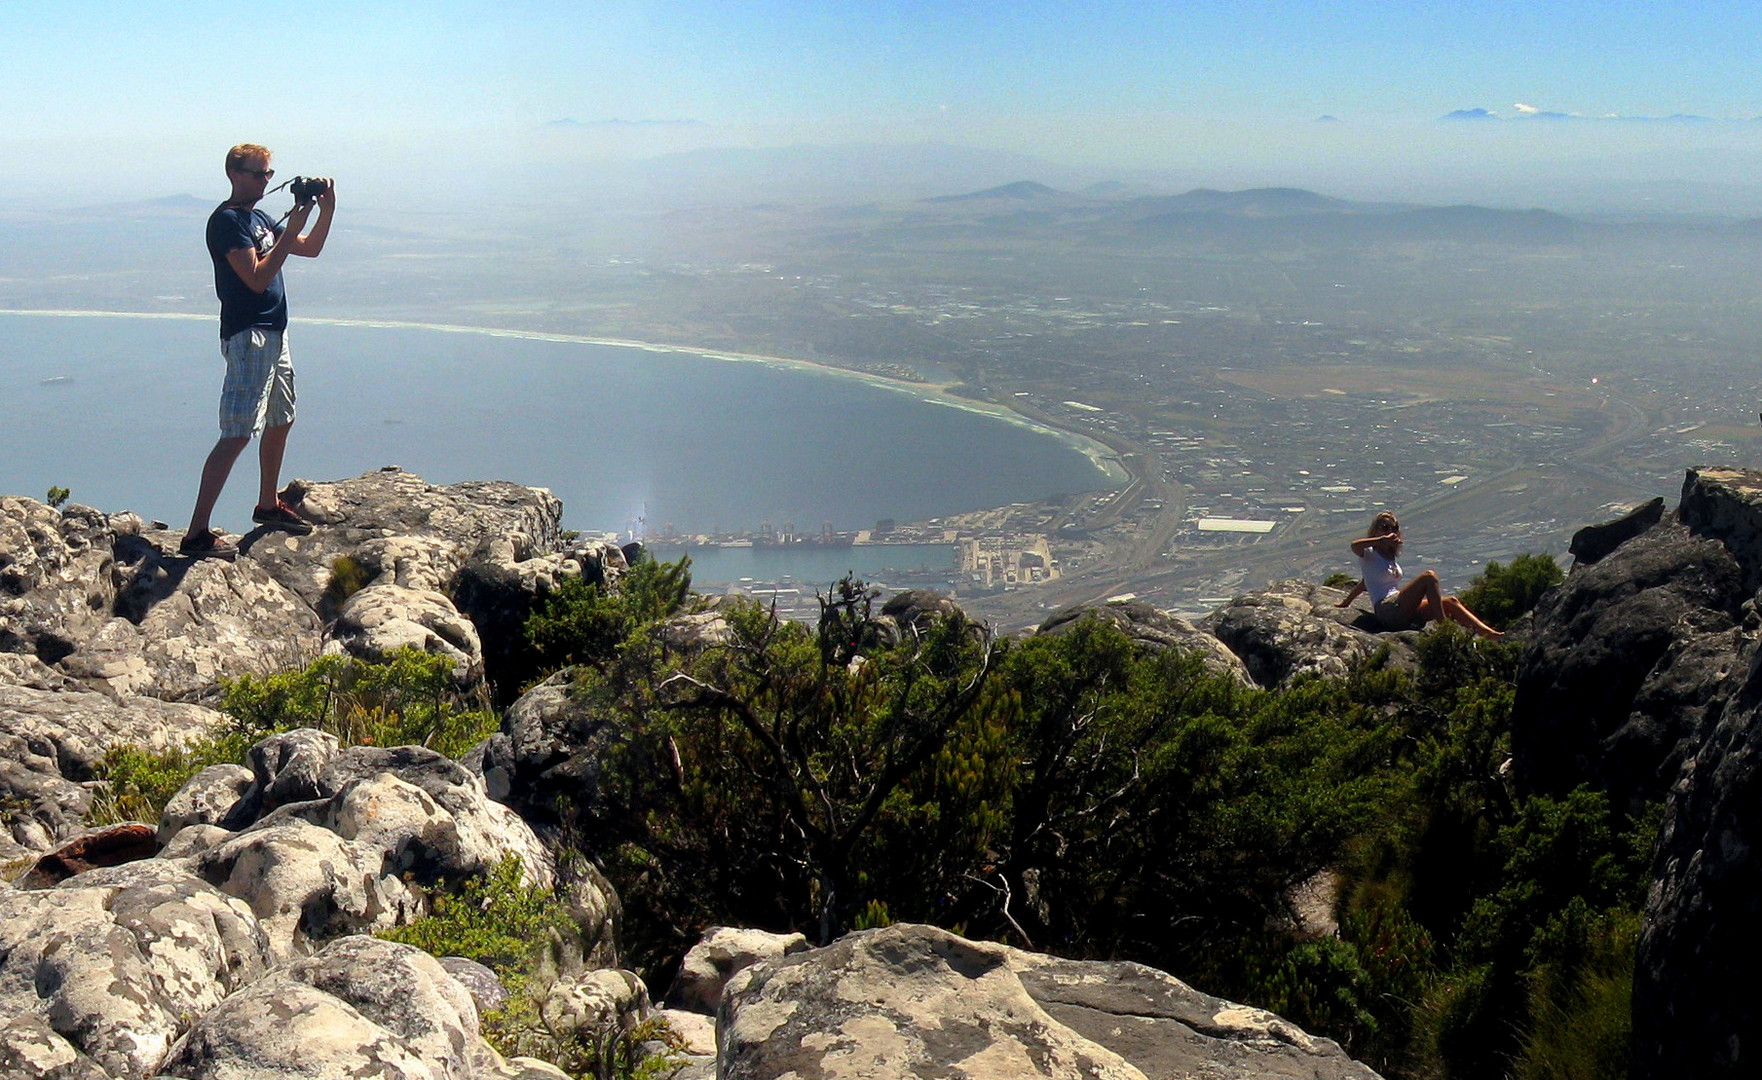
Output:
(7, 1), (1762, 208)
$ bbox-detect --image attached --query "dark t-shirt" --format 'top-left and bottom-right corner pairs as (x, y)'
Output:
(207, 204), (287, 339)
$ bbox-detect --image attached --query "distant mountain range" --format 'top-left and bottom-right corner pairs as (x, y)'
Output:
(913, 181), (1589, 246)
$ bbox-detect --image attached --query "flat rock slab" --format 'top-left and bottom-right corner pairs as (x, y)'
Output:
(243, 467), (563, 611)
(720, 923), (1380, 1080)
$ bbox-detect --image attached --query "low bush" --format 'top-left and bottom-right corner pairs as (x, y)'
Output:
(380, 856), (685, 1080)
(90, 648), (496, 827)
(1458, 553), (1564, 630)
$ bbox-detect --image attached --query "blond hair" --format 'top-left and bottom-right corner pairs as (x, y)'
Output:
(225, 144), (272, 174)
(1369, 511), (1400, 535)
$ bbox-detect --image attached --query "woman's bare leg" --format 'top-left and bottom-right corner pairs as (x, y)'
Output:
(1442, 596), (1503, 638)
(1396, 571), (1445, 626)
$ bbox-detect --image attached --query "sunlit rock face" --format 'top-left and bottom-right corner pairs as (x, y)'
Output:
(717, 923), (1383, 1080)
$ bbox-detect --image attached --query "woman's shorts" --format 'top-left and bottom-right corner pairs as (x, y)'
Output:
(1374, 597), (1416, 631)
(218, 328), (296, 438)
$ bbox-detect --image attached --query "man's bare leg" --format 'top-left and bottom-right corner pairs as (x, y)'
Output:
(256, 421), (293, 511)
(185, 435), (251, 541)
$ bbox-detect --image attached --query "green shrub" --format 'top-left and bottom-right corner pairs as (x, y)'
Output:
(525, 555), (692, 675)
(1458, 554), (1564, 630)
(87, 731), (257, 826)
(222, 648), (497, 759)
(379, 855), (572, 986)
(380, 857), (685, 1079)
(45, 485), (70, 509)
(1323, 571), (1358, 589)
(89, 649), (496, 827)
(320, 555), (374, 615)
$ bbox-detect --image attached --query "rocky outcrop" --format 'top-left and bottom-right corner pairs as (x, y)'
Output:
(1203, 580), (1418, 688)
(0, 684), (223, 858)
(242, 468), (564, 611)
(327, 582), (485, 684)
(61, 535), (323, 701)
(0, 863), (272, 1079)
(1569, 496), (1665, 566)
(666, 926), (810, 1014)
(1619, 469), (1762, 1080)
(1511, 502), (1747, 808)
(470, 670), (616, 827)
(158, 935), (570, 1080)
(0, 499), (117, 664)
(453, 535), (628, 702)
(1039, 598), (1254, 686)
(718, 923), (1381, 1080)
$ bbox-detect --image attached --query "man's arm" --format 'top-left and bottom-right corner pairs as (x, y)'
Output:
(224, 202), (312, 294)
(287, 181), (335, 257)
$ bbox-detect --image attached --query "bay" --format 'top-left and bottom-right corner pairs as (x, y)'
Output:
(0, 313), (1116, 540)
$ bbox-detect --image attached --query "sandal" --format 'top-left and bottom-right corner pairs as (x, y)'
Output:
(178, 529), (237, 559)
(251, 499), (314, 535)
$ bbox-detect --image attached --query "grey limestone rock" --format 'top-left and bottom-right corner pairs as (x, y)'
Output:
(0, 497), (116, 665)
(157, 763), (254, 847)
(60, 535), (322, 701)
(439, 956), (509, 1017)
(191, 819), (421, 963)
(472, 670), (616, 827)
(328, 582), (485, 686)
(0, 865), (271, 1079)
(158, 936), (486, 1079)
(241, 467), (563, 614)
(539, 968), (650, 1043)
(0, 684), (223, 857)
(0, 1013), (109, 1080)
(667, 926), (809, 1014)
(719, 923), (1381, 1080)
(1038, 598), (1254, 686)
(1203, 580), (1417, 689)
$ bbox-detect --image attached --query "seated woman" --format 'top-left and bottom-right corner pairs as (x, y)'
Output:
(1336, 512), (1501, 638)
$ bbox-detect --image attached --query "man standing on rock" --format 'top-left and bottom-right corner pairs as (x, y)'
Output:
(179, 143), (334, 557)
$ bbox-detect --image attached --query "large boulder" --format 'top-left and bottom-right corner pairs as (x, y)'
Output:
(158, 934), (568, 1080)
(1633, 639), (1762, 1079)
(1624, 468), (1762, 1079)
(0, 499), (117, 664)
(1203, 581), (1417, 689)
(241, 467), (563, 614)
(0, 864), (271, 1079)
(59, 533), (322, 701)
(327, 582), (485, 686)
(718, 923), (1381, 1080)
(471, 671), (616, 827)
(190, 820), (422, 963)
(1038, 598), (1253, 686)
(666, 926), (810, 1014)
(1511, 514), (1745, 807)
(167, 734), (555, 893)
(0, 684), (223, 857)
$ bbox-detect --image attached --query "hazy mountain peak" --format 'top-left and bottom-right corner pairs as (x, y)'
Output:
(928, 180), (1064, 203)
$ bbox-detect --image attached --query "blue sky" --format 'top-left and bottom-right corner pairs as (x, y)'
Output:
(6, 1), (1762, 205)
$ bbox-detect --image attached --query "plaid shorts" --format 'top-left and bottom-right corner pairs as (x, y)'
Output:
(218, 328), (296, 438)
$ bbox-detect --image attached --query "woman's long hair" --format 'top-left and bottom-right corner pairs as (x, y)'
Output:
(1369, 511), (1402, 553)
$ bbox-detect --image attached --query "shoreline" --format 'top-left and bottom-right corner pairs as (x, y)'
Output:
(0, 308), (1129, 485)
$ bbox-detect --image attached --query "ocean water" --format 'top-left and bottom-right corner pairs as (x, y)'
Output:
(0, 313), (1114, 537)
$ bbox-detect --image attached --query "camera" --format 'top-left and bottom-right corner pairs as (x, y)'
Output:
(289, 176), (332, 202)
